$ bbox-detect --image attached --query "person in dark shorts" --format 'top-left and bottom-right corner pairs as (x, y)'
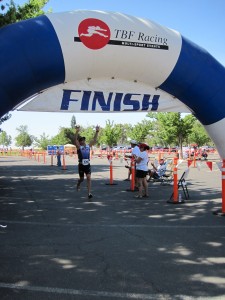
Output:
(75, 125), (100, 200)
(56, 146), (62, 167)
(134, 143), (149, 198)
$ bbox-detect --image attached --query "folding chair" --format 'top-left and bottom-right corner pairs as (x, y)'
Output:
(148, 159), (173, 185)
(169, 168), (190, 200)
(161, 159), (174, 184)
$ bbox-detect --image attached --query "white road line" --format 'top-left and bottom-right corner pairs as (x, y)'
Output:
(0, 220), (225, 228)
(0, 282), (169, 299)
(0, 282), (222, 299)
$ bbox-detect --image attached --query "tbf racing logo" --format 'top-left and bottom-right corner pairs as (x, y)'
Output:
(78, 18), (111, 50)
(74, 18), (169, 50)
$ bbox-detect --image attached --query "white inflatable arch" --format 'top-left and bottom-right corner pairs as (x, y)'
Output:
(0, 10), (225, 157)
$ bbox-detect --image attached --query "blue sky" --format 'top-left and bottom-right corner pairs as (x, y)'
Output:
(2, 0), (225, 143)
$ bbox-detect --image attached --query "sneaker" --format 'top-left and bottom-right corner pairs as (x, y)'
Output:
(143, 194), (149, 198)
(88, 193), (93, 200)
(134, 195), (142, 199)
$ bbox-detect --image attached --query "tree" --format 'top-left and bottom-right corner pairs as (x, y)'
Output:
(147, 112), (195, 155)
(129, 119), (153, 143)
(0, 0), (50, 28)
(188, 119), (211, 146)
(100, 120), (122, 147)
(81, 126), (99, 144)
(15, 125), (33, 149)
(0, 130), (11, 147)
(0, 0), (12, 13)
(33, 132), (51, 149)
(71, 115), (76, 129)
(49, 126), (80, 146)
(117, 123), (132, 145)
(50, 128), (72, 146)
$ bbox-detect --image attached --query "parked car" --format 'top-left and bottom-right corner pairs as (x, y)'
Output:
(112, 146), (125, 151)
(101, 146), (108, 150)
(124, 146), (132, 150)
(171, 147), (178, 152)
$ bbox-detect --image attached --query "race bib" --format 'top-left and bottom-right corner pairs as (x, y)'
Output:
(82, 159), (89, 165)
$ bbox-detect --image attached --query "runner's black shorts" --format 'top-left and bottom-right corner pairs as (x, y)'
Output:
(78, 163), (91, 177)
(136, 169), (148, 178)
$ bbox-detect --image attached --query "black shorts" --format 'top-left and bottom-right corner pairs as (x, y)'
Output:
(136, 169), (148, 178)
(78, 164), (91, 177)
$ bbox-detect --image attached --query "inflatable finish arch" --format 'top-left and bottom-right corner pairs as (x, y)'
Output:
(1, 10), (225, 157)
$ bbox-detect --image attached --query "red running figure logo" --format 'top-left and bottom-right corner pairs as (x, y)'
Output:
(78, 18), (111, 50)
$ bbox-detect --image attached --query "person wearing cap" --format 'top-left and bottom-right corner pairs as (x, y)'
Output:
(148, 158), (166, 180)
(130, 139), (140, 190)
(75, 125), (100, 200)
(130, 140), (140, 157)
(124, 140), (140, 186)
(134, 143), (149, 198)
(56, 146), (62, 167)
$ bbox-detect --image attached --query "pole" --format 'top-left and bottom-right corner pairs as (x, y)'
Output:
(193, 151), (196, 168)
(213, 159), (225, 216)
(50, 151), (53, 166)
(173, 157), (178, 202)
(167, 157), (182, 204)
(62, 154), (67, 170)
(105, 155), (117, 185)
(130, 158), (135, 191)
(109, 160), (113, 184)
(222, 159), (225, 213)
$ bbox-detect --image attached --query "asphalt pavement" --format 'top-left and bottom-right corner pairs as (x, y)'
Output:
(0, 152), (225, 300)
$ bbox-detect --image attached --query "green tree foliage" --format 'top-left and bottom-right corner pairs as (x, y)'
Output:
(0, 0), (7, 11)
(100, 120), (122, 147)
(15, 125), (33, 149)
(188, 119), (211, 146)
(117, 123), (132, 145)
(80, 126), (98, 144)
(147, 112), (195, 148)
(0, 0), (50, 28)
(50, 127), (73, 146)
(129, 119), (152, 143)
(0, 130), (12, 146)
(33, 132), (51, 149)
(4, 113), (214, 150)
(71, 115), (76, 129)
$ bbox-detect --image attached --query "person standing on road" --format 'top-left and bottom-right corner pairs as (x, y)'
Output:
(124, 140), (140, 185)
(75, 125), (100, 200)
(134, 143), (149, 198)
(130, 140), (140, 190)
(56, 146), (62, 167)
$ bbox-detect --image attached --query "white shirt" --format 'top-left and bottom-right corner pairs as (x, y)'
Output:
(157, 163), (166, 176)
(136, 151), (149, 171)
(132, 145), (140, 157)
